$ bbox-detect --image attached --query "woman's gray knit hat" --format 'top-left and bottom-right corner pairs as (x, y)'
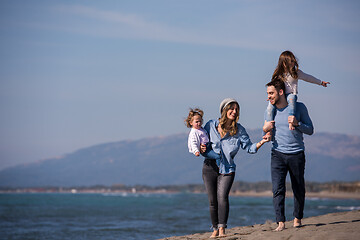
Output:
(219, 98), (238, 113)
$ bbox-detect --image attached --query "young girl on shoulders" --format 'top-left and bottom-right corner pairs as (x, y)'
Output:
(185, 108), (221, 166)
(265, 50), (330, 130)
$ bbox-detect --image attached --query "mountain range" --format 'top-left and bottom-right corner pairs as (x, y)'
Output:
(0, 130), (359, 187)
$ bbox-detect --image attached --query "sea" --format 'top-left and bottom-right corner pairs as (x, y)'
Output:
(1, 192), (359, 240)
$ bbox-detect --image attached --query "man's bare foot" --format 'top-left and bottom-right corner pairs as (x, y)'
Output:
(289, 122), (295, 130)
(294, 218), (302, 227)
(274, 222), (285, 231)
(210, 229), (219, 238)
(218, 227), (227, 237)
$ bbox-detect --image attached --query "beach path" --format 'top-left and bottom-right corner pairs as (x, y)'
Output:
(159, 210), (360, 240)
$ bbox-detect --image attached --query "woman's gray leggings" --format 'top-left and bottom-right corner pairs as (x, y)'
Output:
(202, 159), (235, 229)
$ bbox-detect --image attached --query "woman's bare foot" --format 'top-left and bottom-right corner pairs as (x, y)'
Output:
(274, 222), (285, 231)
(218, 227), (227, 237)
(294, 218), (302, 227)
(210, 229), (219, 238)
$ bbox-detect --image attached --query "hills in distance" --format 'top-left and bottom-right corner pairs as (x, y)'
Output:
(0, 130), (359, 187)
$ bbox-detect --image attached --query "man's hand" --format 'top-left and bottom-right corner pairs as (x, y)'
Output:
(195, 152), (200, 157)
(288, 116), (299, 127)
(263, 120), (275, 132)
(200, 144), (207, 154)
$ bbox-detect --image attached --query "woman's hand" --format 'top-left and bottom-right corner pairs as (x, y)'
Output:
(200, 144), (207, 154)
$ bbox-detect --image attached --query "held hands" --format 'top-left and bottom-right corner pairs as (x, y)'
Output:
(256, 132), (271, 150)
(259, 132), (271, 145)
(263, 132), (271, 142)
(321, 81), (330, 87)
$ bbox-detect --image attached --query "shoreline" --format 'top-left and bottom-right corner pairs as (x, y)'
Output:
(1, 189), (360, 199)
(159, 210), (360, 240)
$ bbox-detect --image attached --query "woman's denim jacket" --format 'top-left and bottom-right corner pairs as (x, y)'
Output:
(204, 119), (258, 174)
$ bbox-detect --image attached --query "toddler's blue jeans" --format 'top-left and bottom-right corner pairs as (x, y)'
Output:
(265, 93), (298, 121)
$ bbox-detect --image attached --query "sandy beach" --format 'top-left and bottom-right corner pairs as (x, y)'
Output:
(230, 191), (360, 200)
(159, 210), (360, 240)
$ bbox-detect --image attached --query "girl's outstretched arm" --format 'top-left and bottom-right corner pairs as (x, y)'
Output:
(297, 69), (322, 85)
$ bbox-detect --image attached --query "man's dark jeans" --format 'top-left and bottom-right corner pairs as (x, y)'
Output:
(202, 159), (235, 229)
(271, 149), (306, 223)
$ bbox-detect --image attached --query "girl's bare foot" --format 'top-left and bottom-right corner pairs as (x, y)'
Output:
(294, 218), (302, 227)
(210, 229), (218, 238)
(218, 227), (227, 237)
(274, 222), (285, 231)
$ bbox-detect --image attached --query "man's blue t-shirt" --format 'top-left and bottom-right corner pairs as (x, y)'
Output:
(265, 102), (314, 154)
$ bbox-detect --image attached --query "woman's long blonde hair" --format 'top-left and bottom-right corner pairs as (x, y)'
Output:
(219, 103), (239, 137)
(272, 50), (299, 82)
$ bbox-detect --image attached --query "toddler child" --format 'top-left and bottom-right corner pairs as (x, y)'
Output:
(185, 108), (221, 166)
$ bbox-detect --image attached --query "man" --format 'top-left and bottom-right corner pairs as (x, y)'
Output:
(263, 79), (314, 231)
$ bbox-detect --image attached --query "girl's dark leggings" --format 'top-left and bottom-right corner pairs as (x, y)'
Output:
(202, 159), (235, 229)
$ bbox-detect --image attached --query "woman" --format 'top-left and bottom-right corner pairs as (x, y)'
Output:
(201, 98), (270, 238)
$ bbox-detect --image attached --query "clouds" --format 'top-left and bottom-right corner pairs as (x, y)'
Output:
(44, 2), (360, 75)
(9, 1), (358, 60)
(51, 5), (208, 46)
(49, 4), (280, 51)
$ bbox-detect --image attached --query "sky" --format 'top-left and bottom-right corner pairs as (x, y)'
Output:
(1, 0), (359, 170)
